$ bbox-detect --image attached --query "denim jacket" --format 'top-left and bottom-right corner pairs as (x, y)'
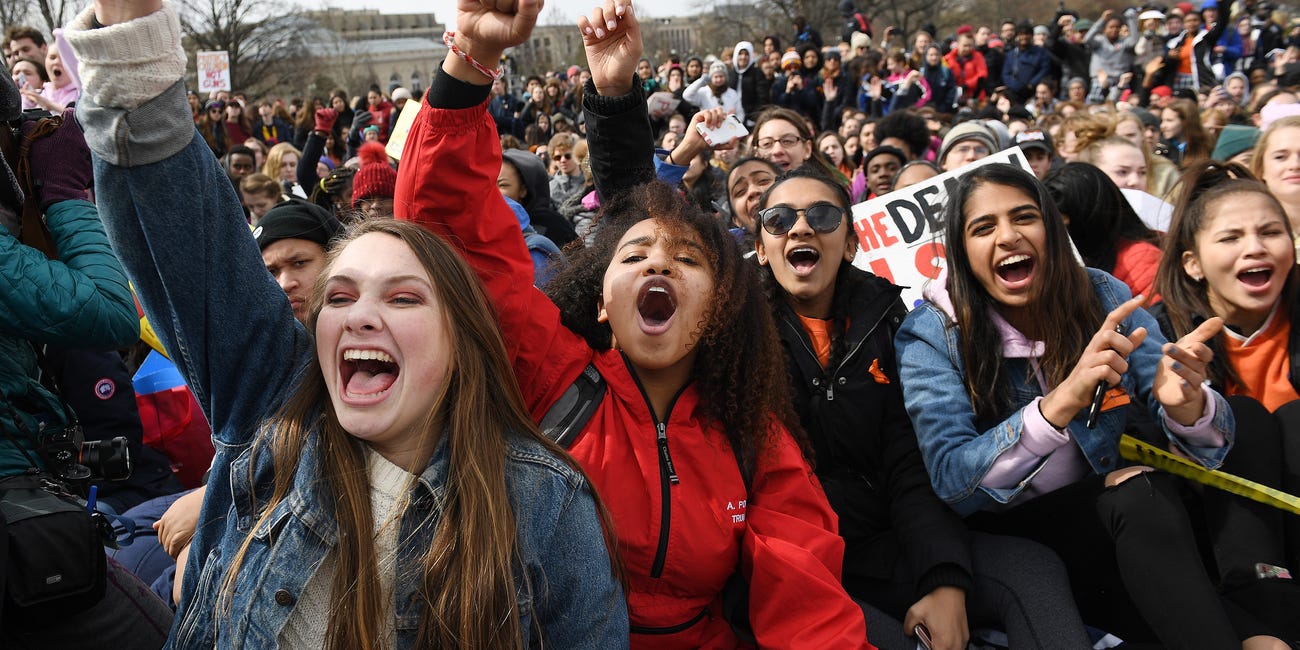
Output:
(70, 15), (625, 646)
(895, 268), (1234, 516)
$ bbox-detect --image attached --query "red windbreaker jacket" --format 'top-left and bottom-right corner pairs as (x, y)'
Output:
(395, 92), (872, 650)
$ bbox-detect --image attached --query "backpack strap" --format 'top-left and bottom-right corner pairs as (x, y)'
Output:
(538, 363), (605, 449)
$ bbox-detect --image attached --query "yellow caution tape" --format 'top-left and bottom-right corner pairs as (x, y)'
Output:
(1119, 434), (1300, 516)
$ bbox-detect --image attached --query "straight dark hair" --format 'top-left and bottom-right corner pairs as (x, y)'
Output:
(1043, 162), (1160, 274)
(944, 164), (1104, 420)
(1154, 161), (1300, 392)
(755, 168), (859, 371)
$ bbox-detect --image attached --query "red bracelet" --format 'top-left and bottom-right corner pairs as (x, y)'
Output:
(443, 31), (504, 81)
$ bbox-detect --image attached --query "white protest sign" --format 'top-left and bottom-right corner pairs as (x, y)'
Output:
(850, 149), (1034, 309)
(646, 92), (681, 120)
(198, 51), (231, 93)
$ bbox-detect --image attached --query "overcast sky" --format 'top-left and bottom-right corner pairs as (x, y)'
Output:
(328, 0), (699, 31)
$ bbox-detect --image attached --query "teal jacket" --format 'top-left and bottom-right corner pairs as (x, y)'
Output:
(0, 199), (140, 476)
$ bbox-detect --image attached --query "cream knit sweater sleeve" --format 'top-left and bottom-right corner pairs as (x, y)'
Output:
(62, 1), (187, 110)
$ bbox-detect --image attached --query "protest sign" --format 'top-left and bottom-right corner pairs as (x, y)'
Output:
(850, 149), (1034, 308)
(647, 92), (682, 120)
(198, 50), (231, 93)
(386, 97), (423, 161)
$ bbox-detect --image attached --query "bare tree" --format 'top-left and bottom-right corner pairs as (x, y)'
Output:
(0, 0), (75, 38)
(0, 0), (33, 36)
(31, 0), (74, 36)
(542, 2), (569, 27)
(177, 0), (310, 95)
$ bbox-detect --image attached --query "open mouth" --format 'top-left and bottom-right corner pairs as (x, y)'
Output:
(637, 277), (677, 332)
(1238, 267), (1274, 288)
(786, 246), (821, 275)
(996, 254), (1035, 285)
(341, 349), (399, 399)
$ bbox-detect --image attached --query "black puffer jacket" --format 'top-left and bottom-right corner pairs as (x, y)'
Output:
(776, 265), (972, 597)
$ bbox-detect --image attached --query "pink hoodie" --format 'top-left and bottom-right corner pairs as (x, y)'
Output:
(923, 268), (1222, 504)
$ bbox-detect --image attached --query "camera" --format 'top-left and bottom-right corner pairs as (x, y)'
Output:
(38, 423), (132, 487)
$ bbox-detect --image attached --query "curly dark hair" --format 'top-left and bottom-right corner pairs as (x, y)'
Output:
(544, 181), (809, 477)
(874, 110), (931, 161)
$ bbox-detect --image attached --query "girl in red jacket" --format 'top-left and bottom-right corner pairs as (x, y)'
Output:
(394, 0), (872, 648)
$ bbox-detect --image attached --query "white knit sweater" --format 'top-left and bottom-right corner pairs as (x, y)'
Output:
(278, 447), (412, 649)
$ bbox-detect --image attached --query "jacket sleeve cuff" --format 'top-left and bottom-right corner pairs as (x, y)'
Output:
(427, 67), (491, 110)
(653, 150), (688, 185)
(78, 79), (194, 167)
(1163, 384), (1226, 448)
(63, 1), (187, 110)
(915, 563), (973, 601)
(978, 401), (1066, 491)
(1020, 396), (1072, 456)
(582, 78), (644, 116)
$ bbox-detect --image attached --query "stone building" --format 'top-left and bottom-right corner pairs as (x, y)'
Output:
(300, 8), (448, 97)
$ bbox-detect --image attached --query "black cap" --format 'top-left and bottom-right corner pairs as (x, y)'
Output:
(253, 199), (344, 251)
(1015, 128), (1054, 153)
(863, 145), (907, 168)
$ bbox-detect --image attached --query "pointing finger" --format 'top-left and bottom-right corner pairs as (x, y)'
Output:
(1181, 316), (1225, 347)
(1101, 294), (1145, 332)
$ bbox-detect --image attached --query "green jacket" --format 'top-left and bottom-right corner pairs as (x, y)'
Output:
(0, 199), (139, 476)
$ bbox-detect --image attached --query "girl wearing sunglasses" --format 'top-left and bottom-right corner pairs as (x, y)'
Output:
(894, 163), (1294, 648)
(753, 168), (1090, 649)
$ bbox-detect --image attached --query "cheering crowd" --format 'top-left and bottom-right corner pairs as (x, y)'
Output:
(3, 0), (1300, 647)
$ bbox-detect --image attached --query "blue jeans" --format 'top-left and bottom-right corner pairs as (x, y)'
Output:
(109, 489), (195, 604)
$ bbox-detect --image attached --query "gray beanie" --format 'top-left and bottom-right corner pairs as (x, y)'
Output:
(938, 121), (997, 166)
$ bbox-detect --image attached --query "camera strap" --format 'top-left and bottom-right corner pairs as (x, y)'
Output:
(27, 341), (81, 431)
(1, 392), (135, 548)
(0, 401), (46, 472)
(0, 342), (82, 475)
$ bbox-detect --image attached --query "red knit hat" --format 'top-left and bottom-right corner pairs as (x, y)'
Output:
(352, 142), (396, 207)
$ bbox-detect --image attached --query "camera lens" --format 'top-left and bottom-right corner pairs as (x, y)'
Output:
(79, 437), (132, 481)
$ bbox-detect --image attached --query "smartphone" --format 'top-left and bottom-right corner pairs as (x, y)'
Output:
(695, 113), (749, 147)
(914, 624), (933, 650)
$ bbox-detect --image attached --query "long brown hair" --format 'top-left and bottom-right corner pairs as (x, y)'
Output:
(1164, 98), (1212, 164)
(545, 181), (808, 475)
(1154, 161), (1298, 391)
(219, 219), (618, 649)
(943, 164), (1104, 421)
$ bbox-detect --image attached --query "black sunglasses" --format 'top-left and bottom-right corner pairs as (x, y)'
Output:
(758, 203), (846, 235)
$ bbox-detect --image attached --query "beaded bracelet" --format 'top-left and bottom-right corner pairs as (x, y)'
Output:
(443, 31), (504, 81)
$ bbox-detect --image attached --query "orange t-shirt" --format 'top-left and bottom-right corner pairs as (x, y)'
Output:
(798, 315), (833, 369)
(1178, 36), (1195, 75)
(1224, 310), (1300, 412)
